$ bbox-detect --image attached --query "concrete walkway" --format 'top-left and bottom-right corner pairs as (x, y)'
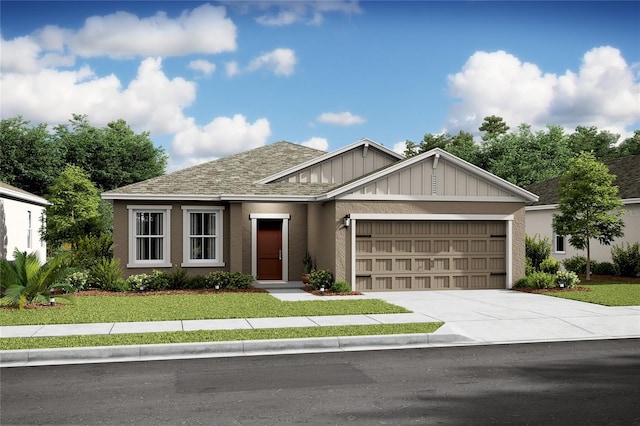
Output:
(1, 288), (639, 367)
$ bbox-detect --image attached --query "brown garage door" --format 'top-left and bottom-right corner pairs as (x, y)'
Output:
(355, 220), (506, 291)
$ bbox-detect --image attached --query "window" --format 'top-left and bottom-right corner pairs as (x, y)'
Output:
(182, 207), (224, 267)
(27, 210), (32, 249)
(128, 206), (171, 267)
(554, 233), (566, 254)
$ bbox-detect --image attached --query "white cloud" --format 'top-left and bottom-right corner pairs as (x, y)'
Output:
(71, 4), (236, 58)
(317, 111), (366, 126)
(225, 61), (240, 77)
(392, 141), (408, 155)
(446, 47), (640, 137)
(171, 114), (271, 159)
(252, 1), (363, 26)
(188, 59), (216, 76)
(300, 137), (329, 151)
(248, 48), (297, 76)
(0, 57), (195, 135)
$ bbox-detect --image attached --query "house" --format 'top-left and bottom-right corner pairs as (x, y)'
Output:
(0, 182), (49, 261)
(102, 139), (538, 291)
(525, 155), (640, 263)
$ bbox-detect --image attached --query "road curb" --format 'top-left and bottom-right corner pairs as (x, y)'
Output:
(0, 333), (473, 367)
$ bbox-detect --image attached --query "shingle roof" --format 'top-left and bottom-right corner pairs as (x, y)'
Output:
(102, 141), (336, 198)
(526, 155), (640, 206)
(0, 181), (50, 205)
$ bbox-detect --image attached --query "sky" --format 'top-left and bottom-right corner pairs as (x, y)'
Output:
(1, 1), (639, 172)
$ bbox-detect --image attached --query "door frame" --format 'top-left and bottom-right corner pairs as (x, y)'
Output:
(250, 213), (290, 281)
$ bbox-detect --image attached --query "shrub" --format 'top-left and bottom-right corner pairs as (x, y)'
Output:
(105, 278), (131, 292)
(88, 257), (123, 291)
(64, 270), (89, 292)
(514, 272), (555, 289)
(514, 276), (531, 289)
(555, 271), (580, 289)
(539, 257), (560, 274)
(126, 273), (151, 292)
(71, 234), (113, 269)
(526, 234), (551, 271)
(592, 261), (617, 276)
(308, 269), (333, 290)
(330, 281), (352, 293)
(206, 271), (229, 289)
(563, 256), (587, 274)
(525, 257), (535, 276)
(146, 270), (171, 291)
(611, 242), (640, 277)
(227, 272), (254, 289)
(168, 265), (190, 290)
(187, 275), (209, 290)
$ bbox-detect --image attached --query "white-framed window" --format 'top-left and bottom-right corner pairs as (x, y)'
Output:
(27, 210), (32, 249)
(182, 206), (225, 267)
(127, 205), (172, 268)
(554, 233), (566, 254)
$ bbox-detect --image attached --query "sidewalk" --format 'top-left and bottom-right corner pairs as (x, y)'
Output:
(2, 288), (639, 367)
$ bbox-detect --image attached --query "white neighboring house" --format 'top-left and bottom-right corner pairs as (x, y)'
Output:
(0, 182), (50, 262)
(525, 155), (640, 263)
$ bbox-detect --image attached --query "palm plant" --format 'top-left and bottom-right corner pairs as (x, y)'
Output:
(0, 249), (75, 309)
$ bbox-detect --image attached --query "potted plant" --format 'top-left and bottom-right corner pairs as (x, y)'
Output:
(302, 251), (313, 283)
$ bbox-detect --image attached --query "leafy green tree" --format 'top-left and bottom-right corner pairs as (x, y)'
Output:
(404, 131), (481, 165)
(568, 126), (619, 161)
(552, 152), (625, 280)
(42, 165), (105, 250)
(479, 115), (510, 141)
(0, 249), (74, 309)
(617, 130), (640, 157)
(0, 117), (63, 195)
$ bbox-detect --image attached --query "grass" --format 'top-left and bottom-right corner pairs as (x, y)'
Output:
(0, 292), (410, 326)
(0, 323), (443, 351)
(543, 283), (640, 306)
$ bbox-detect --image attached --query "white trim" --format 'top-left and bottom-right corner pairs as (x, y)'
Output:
(255, 138), (404, 184)
(250, 213), (291, 281)
(553, 233), (566, 254)
(506, 220), (513, 289)
(0, 186), (50, 206)
(103, 193), (221, 201)
(181, 206), (226, 268)
(348, 213), (514, 221)
(337, 194), (523, 202)
(127, 205), (172, 268)
(350, 218), (356, 291)
(527, 198), (640, 211)
(223, 195), (315, 202)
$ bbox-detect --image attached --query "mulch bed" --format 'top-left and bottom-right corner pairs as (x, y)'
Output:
(302, 285), (362, 296)
(512, 286), (592, 294)
(74, 287), (268, 297)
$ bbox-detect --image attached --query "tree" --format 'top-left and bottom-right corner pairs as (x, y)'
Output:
(404, 131), (481, 165)
(0, 117), (63, 195)
(617, 130), (640, 157)
(479, 115), (510, 141)
(41, 165), (105, 250)
(568, 126), (619, 161)
(552, 152), (625, 280)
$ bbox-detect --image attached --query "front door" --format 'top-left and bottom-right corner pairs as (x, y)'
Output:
(257, 220), (282, 280)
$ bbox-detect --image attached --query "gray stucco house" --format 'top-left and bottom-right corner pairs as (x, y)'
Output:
(102, 139), (538, 291)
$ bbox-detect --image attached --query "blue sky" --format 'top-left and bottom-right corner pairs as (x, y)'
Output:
(1, 1), (639, 171)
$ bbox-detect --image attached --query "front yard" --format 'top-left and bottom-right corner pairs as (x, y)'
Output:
(542, 283), (640, 306)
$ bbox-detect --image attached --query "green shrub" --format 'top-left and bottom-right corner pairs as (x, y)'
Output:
(525, 258), (535, 276)
(105, 278), (131, 292)
(308, 269), (333, 290)
(514, 276), (531, 289)
(611, 242), (640, 277)
(168, 265), (190, 290)
(146, 270), (171, 291)
(539, 257), (560, 274)
(330, 281), (352, 293)
(563, 256), (587, 274)
(227, 272), (254, 289)
(63, 270), (89, 292)
(71, 234), (113, 269)
(206, 271), (229, 289)
(555, 271), (580, 289)
(88, 257), (123, 291)
(592, 261), (617, 276)
(515, 272), (555, 289)
(526, 234), (551, 271)
(187, 275), (209, 289)
(126, 273), (151, 291)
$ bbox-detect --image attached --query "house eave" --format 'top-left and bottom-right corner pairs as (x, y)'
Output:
(101, 193), (222, 202)
(526, 197), (640, 211)
(0, 187), (51, 206)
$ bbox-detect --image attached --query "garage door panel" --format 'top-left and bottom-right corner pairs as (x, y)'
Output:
(355, 220), (506, 291)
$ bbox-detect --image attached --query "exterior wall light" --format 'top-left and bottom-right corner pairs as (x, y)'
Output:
(343, 215), (351, 228)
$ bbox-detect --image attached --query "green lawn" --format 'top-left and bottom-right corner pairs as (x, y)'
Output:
(0, 293), (410, 326)
(543, 284), (640, 306)
(0, 322), (443, 350)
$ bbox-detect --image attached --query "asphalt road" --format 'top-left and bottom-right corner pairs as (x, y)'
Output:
(2, 339), (639, 425)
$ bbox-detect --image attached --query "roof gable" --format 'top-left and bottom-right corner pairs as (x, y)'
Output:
(0, 182), (50, 206)
(256, 138), (403, 185)
(324, 148), (538, 202)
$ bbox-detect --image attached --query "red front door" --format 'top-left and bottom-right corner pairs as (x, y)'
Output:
(257, 220), (282, 280)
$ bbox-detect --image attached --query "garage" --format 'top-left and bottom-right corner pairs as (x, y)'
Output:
(354, 220), (507, 291)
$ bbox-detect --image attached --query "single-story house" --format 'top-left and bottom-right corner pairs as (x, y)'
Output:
(0, 182), (49, 261)
(102, 139), (538, 291)
(525, 154), (639, 263)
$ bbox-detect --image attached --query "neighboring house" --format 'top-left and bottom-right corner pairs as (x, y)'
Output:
(0, 182), (49, 261)
(102, 139), (538, 291)
(525, 155), (640, 263)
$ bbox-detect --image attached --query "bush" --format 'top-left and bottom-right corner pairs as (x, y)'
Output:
(611, 242), (640, 277)
(227, 272), (254, 289)
(514, 272), (555, 289)
(563, 256), (587, 274)
(539, 257), (560, 274)
(592, 261), (617, 276)
(555, 271), (580, 289)
(206, 271), (229, 289)
(64, 270), (89, 292)
(106, 278), (131, 292)
(71, 234), (113, 269)
(526, 234), (551, 271)
(308, 269), (333, 290)
(187, 275), (209, 290)
(330, 281), (352, 293)
(88, 257), (124, 291)
(146, 270), (171, 291)
(126, 273), (151, 292)
(168, 266), (190, 290)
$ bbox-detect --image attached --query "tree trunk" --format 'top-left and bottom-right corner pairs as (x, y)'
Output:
(586, 239), (591, 281)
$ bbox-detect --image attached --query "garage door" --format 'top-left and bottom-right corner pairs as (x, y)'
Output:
(355, 220), (506, 291)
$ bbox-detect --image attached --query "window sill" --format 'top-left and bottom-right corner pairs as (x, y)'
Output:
(181, 262), (226, 268)
(127, 262), (172, 269)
